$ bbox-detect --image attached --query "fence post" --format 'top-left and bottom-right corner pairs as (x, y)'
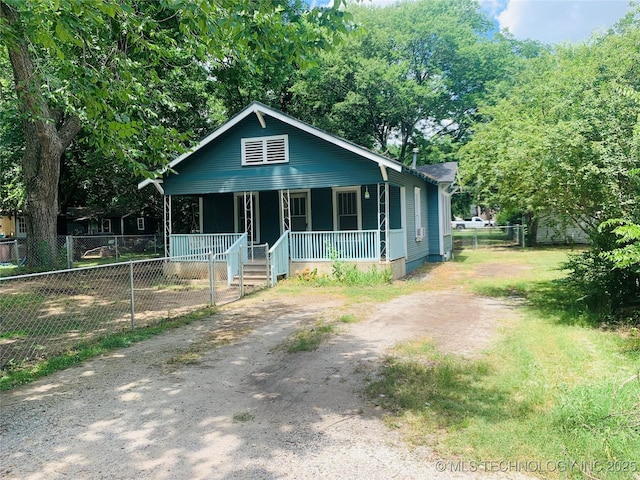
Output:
(239, 247), (244, 298)
(474, 230), (478, 250)
(129, 260), (135, 329)
(115, 236), (119, 261)
(209, 250), (215, 306)
(265, 243), (270, 285)
(14, 239), (19, 264)
(66, 235), (73, 269)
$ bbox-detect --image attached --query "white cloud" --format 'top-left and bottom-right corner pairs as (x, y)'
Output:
(494, 0), (632, 44)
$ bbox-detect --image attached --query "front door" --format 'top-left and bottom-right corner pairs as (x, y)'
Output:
(291, 192), (309, 232)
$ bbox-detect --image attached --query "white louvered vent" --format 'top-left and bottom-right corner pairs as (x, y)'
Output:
(266, 137), (286, 163)
(242, 135), (288, 165)
(243, 139), (264, 164)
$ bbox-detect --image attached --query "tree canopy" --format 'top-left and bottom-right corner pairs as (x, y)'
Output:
(288, 0), (541, 164)
(0, 0), (350, 266)
(460, 11), (640, 240)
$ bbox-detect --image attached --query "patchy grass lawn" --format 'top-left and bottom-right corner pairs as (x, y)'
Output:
(368, 246), (640, 480)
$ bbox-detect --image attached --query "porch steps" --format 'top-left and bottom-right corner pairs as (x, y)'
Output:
(232, 260), (269, 287)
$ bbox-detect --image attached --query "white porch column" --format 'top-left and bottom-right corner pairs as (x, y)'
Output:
(280, 189), (291, 233)
(243, 191), (254, 243)
(377, 183), (389, 260)
(164, 194), (172, 258)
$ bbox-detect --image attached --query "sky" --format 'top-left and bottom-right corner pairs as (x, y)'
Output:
(326, 0), (635, 44)
(480, 0), (633, 44)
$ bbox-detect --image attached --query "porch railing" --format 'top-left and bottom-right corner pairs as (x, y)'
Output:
(170, 233), (243, 259)
(388, 229), (406, 261)
(222, 233), (248, 285)
(269, 231), (290, 286)
(290, 230), (380, 261)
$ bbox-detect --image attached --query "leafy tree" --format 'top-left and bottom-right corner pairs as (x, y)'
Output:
(460, 18), (640, 245)
(0, 48), (22, 216)
(461, 9), (640, 315)
(0, 0), (349, 268)
(290, 0), (538, 164)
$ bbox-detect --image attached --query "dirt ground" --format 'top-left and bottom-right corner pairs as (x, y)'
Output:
(0, 264), (531, 480)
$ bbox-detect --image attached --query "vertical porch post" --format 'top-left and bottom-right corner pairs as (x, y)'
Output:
(243, 191), (254, 243)
(377, 183), (389, 260)
(280, 189), (291, 233)
(163, 194), (172, 258)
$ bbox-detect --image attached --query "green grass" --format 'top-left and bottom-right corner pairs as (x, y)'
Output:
(278, 320), (337, 353)
(367, 247), (640, 479)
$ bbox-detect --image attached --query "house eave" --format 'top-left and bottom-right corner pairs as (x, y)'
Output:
(139, 102), (404, 191)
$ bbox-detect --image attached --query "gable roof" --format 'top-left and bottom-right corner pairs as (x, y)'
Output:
(138, 101), (406, 191)
(416, 162), (458, 184)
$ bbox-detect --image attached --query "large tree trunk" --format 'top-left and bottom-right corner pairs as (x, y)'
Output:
(1, 2), (81, 269)
(21, 122), (63, 267)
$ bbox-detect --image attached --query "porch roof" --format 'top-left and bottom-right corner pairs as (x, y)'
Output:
(139, 102), (408, 192)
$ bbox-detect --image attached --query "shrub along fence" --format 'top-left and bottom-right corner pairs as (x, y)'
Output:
(0, 252), (244, 369)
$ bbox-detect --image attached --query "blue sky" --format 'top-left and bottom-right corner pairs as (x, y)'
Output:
(319, 0), (635, 44)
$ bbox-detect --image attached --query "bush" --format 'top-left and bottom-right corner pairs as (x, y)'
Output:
(564, 220), (640, 319)
(294, 253), (393, 287)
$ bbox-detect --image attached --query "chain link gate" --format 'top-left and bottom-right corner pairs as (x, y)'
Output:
(210, 249), (243, 306)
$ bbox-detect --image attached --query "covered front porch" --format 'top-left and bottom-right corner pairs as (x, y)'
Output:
(163, 184), (410, 284)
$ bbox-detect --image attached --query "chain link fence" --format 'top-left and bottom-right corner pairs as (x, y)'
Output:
(0, 235), (163, 273)
(453, 225), (525, 250)
(0, 252), (243, 369)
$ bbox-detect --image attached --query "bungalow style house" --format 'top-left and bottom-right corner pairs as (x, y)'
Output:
(139, 102), (455, 284)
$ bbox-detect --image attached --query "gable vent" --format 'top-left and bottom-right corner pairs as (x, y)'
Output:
(242, 135), (289, 165)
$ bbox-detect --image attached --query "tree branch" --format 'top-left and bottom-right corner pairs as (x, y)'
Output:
(58, 114), (82, 151)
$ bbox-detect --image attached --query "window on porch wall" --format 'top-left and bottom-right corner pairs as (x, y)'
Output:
(337, 190), (359, 231)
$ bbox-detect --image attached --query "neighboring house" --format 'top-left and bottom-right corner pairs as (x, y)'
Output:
(0, 212), (27, 239)
(64, 207), (157, 236)
(536, 215), (591, 245)
(139, 101), (456, 282)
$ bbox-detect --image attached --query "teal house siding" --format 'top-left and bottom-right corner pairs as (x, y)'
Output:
(162, 115), (386, 196)
(388, 169), (430, 268)
(426, 183), (442, 261)
(140, 102), (457, 276)
(389, 185), (402, 230)
(311, 189), (333, 230)
(361, 184), (378, 230)
(202, 193), (234, 233)
(259, 191), (280, 246)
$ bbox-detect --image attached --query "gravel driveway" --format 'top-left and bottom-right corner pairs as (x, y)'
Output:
(0, 274), (529, 480)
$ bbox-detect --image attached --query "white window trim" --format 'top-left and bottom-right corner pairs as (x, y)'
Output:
(241, 134), (289, 166)
(233, 192), (261, 243)
(100, 218), (112, 233)
(332, 186), (362, 231)
(16, 216), (27, 238)
(441, 188), (452, 237)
